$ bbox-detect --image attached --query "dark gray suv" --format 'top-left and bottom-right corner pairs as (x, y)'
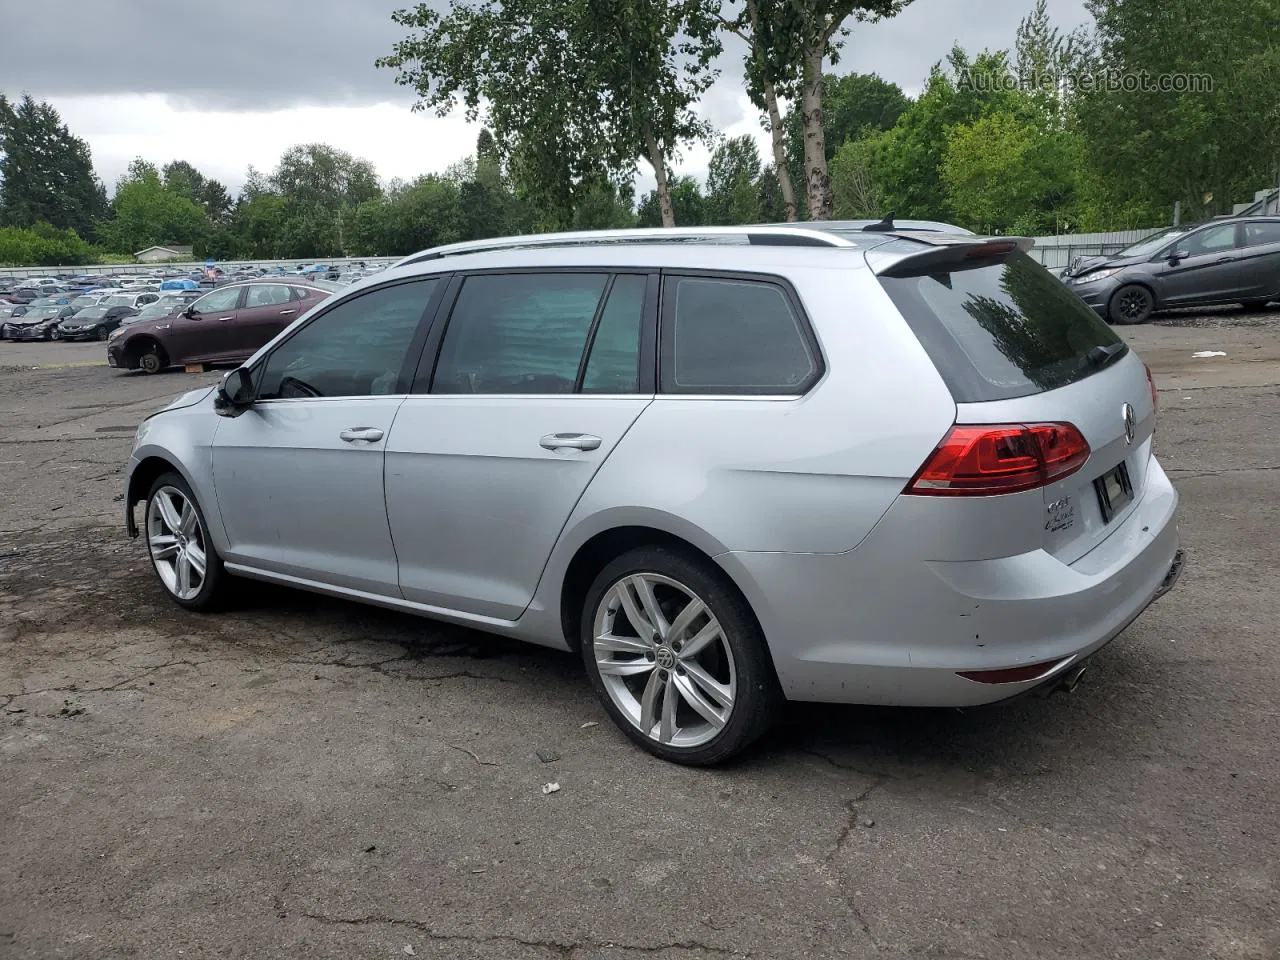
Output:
(1062, 217), (1280, 323)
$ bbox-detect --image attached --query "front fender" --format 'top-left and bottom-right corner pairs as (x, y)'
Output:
(124, 400), (225, 551)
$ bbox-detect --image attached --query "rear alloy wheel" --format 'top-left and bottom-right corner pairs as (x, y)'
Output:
(145, 472), (226, 611)
(50, 326), (62, 341)
(581, 547), (781, 765)
(138, 344), (167, 374)
(1109, 284), (1155, 325)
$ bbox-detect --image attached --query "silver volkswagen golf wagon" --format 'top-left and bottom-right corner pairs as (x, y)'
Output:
(123, 225), (1183, 764)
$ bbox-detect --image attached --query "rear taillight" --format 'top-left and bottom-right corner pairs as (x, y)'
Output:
(906, 423), (1091, 496)
(1145, 362), (1158, 413)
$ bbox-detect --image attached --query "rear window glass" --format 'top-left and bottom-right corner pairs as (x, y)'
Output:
(878, 251), (1125, 402)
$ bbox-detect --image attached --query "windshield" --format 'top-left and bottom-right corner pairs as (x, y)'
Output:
(1116, 227), (1188, 259)
(75, 307), (109, 319)
(103, 296), (132, 307)
(71, 296), (98, 308)
(25, 307), (61, 320)
(878, 251), (1125, 402)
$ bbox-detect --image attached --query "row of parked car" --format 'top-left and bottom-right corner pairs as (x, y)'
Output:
(0, 263), (384, 353)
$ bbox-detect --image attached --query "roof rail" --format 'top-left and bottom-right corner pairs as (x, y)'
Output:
(393, 225), (855, 267)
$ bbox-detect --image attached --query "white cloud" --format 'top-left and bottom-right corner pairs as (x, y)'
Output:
(54, 95), (480, 195)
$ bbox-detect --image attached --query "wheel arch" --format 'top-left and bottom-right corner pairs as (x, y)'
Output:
(556, 521), (768, 664)
(125, 452), (204, 538)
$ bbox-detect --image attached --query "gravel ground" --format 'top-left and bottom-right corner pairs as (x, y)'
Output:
(1, 318), (1278, 960)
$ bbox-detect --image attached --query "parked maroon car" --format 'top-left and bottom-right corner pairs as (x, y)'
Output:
(107, 279), (336, 373)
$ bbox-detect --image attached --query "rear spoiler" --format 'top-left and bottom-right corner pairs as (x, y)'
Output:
(867, 236), (1035, 277)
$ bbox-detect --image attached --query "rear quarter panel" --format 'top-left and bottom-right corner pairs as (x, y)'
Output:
(518, 264), (959, 645)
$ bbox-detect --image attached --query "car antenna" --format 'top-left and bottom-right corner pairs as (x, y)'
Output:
(862, 211), (897, 232)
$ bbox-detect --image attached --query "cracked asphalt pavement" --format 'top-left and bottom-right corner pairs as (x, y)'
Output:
(2, 315), (1278, 959)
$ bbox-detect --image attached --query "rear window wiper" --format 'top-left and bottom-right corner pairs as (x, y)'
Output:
(1085, 342), (1128, 369)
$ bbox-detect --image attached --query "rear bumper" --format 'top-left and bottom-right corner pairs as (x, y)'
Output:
(718, 457), (1181, 707)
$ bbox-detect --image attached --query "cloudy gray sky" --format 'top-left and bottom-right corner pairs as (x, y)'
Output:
(0, 0), (1090, 195)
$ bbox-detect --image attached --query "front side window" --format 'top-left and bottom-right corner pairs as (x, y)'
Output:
(1180, 223), (1238, 257)
(257, 279), (438, 400)
(191, 286), (241, 314)
(660, 276), (819, 395)
(429, 273), (608, 394)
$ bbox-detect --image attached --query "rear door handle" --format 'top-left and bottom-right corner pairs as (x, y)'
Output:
(279, 309), (297, 316)
(340, 427), (385, 443)
(540, 433), (601, 451)
(217, 316), (234, 322)
(1215, 257), (1233, 263)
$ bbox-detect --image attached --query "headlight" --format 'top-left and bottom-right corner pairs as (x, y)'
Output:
(1074, 268), (1121, 284)
(108, 327), (125, 341)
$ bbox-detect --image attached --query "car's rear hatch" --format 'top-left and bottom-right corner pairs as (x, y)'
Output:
(871, 239), (1156, 564)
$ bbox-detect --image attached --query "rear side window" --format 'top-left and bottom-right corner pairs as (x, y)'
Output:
(430, 273), (608, 394)
(879, 251), (1125, 402)
(1243, 222), (1280, 247)
(660, 276), (819, 394)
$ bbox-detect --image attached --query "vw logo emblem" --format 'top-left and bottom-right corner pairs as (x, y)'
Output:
(655, 647), (676, 670)
(1122, 403), (1136, 445)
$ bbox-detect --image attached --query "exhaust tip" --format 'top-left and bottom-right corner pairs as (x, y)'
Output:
(1153, 549), (1186, 601)
(1054, 664), (1087, 695)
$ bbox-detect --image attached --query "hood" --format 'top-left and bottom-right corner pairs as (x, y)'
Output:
(8, 314), (59, 326)
(143, 386), (216, 424)
(120, 316), (171, 338)
(1064, 251), (1148, 278)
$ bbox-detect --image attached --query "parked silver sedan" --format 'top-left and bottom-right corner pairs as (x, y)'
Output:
(123, 225), (1183, 764)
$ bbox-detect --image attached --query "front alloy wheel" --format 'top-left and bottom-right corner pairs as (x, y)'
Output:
(582, 547), (780, 765)
(144, 473), (226, 610)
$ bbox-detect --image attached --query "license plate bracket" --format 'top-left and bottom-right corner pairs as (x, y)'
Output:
(1094, 461), (1133, 524)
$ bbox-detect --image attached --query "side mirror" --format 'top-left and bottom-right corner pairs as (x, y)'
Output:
(182, 306), (197, 319)
(215, 367), (256, 417)
(1168, 249), (1189, 264)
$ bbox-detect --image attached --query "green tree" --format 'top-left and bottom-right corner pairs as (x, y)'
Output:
(379, 0), (721, 227)
(785, 70), (908, 192)
(829, 137), (884, 218)
(760, 0), (913, 219)
(716, 0), (801, 220)
(942, 111), (1082, 234)
(266, 144), (383, 257)
(0, 223), (97, 266)
(861, 48), (1024, 221)
(637, 175), (706, 226)
(1078, 0), (1280, 223)
(99, 159), (209, 255)
(0, 95), (107, 238)
(162, 160), (233, 222)
(705, 135), (763, 224)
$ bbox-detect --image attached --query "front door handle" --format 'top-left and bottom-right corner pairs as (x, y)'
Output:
(279, 309), (297, 316)
(540, 433), (602, 451)
(1215, 257), (1233, 264)
(340, 427), (385, 443)
(217, 316), (234, 322)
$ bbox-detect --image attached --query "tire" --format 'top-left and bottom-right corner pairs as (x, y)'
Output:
(144, 471), (227, 612)
(1109, 284), (1155, 325)
(1240, 299), (1273, 312)
(580, 546), (782, 765)
(95, 325), (109, 341)
(43, 327), (55, 341)
(50, 326), (62, 341)
(138, 342), (167, 374)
